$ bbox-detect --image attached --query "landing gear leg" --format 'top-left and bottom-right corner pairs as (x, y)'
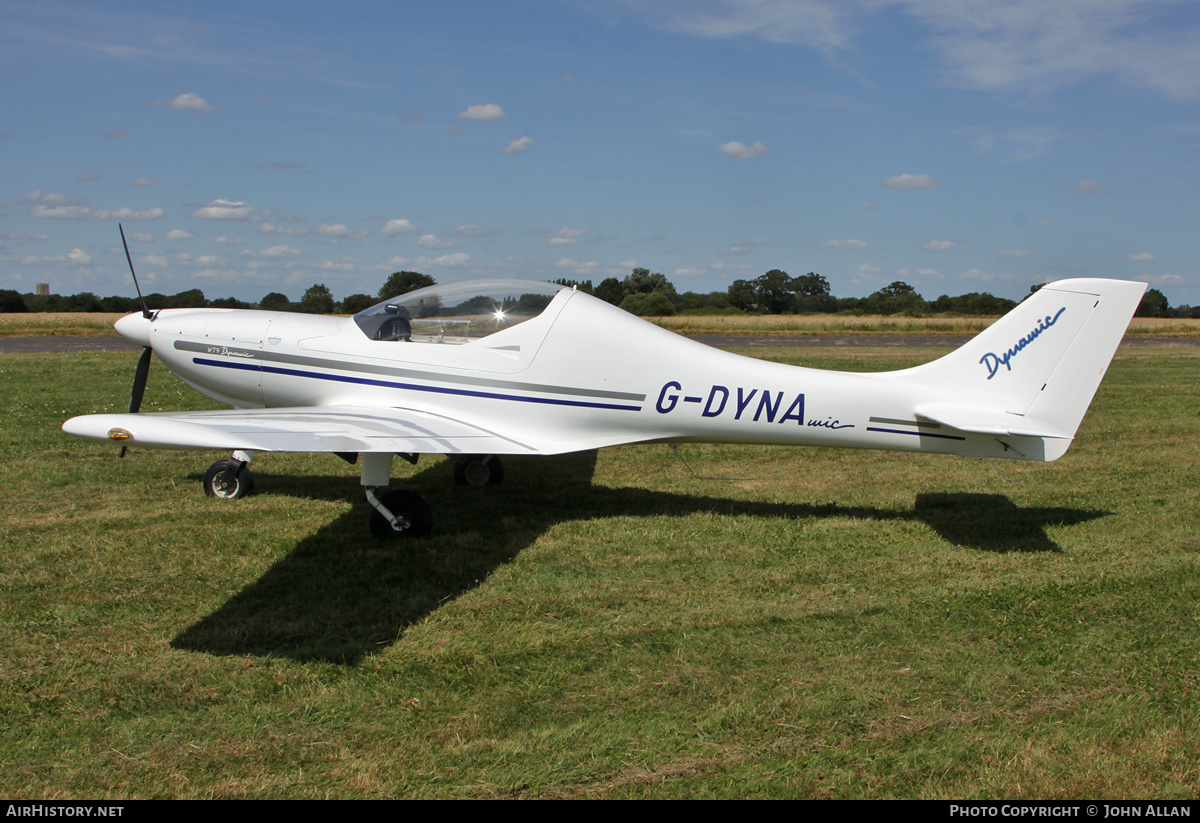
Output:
(361, 453), (432, 539)
(203, 450), (254, 499)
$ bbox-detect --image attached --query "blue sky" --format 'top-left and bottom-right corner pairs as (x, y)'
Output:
(3, 0), (1200, 305)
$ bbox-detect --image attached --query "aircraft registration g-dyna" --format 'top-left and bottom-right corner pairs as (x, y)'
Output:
(62, 241), (1146, 538)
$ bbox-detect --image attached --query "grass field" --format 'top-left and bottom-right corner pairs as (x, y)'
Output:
(1, 344), (1198, 798)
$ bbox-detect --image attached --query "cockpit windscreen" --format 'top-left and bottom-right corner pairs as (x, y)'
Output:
(353, 280), (566, 344)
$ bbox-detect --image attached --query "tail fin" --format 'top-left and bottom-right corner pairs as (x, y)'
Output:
(903, 278), (1145, 460)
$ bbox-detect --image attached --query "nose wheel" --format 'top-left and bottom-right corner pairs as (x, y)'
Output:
(366, 489), (433, 538)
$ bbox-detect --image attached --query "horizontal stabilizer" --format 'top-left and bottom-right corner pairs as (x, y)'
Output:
(914, 403), (1072, 440)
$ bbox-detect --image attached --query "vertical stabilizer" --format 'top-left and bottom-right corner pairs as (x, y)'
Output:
(904, 279), (1145, 458)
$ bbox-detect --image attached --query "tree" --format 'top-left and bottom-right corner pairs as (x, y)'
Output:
(339, 293), (376, 314)
(620, 292), (675, 316)
(552, 278), (593, 294)
(727, 279), (759, 312)
(865, 281), (925, 315)
(754, 269), (794, 314)
(209, 296), (251, 309)
(793, 272), (830, 297)
(0, 289), (25, 312)
(1136, 288), (1170, 318)
(594, 277), (624, 306)
(623, 267), (677, 297)
(260, 292), (291, 311)
(299, 283), (335, 314)
(165, 288), (206, 308)
(379, 271), (434, 299)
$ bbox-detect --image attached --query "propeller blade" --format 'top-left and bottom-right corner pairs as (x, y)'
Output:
(119, 345), (153, 458)
(119, 223), (154, 320)
(129, 345), (152, 414)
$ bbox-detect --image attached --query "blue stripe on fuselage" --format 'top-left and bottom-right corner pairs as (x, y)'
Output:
(192, 358), (643, 412)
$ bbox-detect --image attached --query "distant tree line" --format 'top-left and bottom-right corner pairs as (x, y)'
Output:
(2, 267), (1190, 319)
(553, 268), (1192, 319)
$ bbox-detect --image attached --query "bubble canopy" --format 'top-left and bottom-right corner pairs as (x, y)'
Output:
(353, 279), (568, 344)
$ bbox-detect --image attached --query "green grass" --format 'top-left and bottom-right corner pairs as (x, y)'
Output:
(1, 346), (1198, 798)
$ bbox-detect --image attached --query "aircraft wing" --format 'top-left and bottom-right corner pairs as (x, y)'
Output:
(61, 406), (547, 455)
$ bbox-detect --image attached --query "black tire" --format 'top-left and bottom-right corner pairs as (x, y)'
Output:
(453, 456), (504, 487)
(203, 459), (254, 500)
(368, 490), (433, 539)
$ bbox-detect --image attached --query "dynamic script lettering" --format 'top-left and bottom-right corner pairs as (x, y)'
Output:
(979, 307), (1067, 380)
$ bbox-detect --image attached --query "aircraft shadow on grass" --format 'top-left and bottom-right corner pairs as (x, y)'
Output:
(171, 451), (1109, 664)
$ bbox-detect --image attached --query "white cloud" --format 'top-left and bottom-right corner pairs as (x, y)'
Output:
(882, 173), (937, 189)
(718, 140), (768, 158)
(166, 229), (194, 241)
(418, 234), (453, 249)
(192, 199), (255, 220)
(820, 238), (868, 249)
(632, 2), (1200, 99)
(213, 235), (245, 245)
(78, 173), (101, 182)
(417, 252), (471, 267)
(381, 218), (417, 237)
(549, 226), (588, 245)
(153, 92), (216, 112)
(960, 126), (1063, 162)
(257, 223), (280, 235)
(140, 254), (168, 267)
(31, 204), (90, 219)
(555, 257), (600, 274)
(132, 177), (157, 187)
(1144, 273), (1184, 285)
(448, 224), (497, 238)
(7, 190), (69, 206)
(317, 223), (367, 239)
(130, 232), (153, 243)
(66, 248), (90, 265)
(243, 245), (301, 258)
(1127, 252), (1155, 261)
(1077, 179), (1110, 195)
(13, 190), (93, 219)
(719, 237), (767, 255)
(633, 1), (855, 51)
(924, 240), (954, 250)
(93, 207), (165, 220)
(501, 136), (534, 154)
(459, 103), (505, 121)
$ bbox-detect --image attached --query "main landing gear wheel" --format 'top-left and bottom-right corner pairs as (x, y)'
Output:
(368, 490), (433, 539)
(203, 458), (254, 499)
(453, 455), (504, 487)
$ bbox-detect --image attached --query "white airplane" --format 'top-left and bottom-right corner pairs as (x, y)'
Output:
(62, 246), (1146, 538)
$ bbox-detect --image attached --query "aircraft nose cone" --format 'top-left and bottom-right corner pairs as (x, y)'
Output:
(114, 312), (152, 347)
